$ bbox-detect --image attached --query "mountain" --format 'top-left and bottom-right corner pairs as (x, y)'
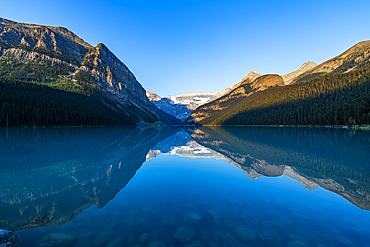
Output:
(147, 129), (233, 162)
(146, 89), (230, 121)
(188, 41), (370, 126)
(229, 71), (262, 91)
(282, 61), (317, 85)
(188, 74), (284, 124)
(224, 61), (315, 91)
(0, 17), (179, 126)
(292, 41), (370, 84)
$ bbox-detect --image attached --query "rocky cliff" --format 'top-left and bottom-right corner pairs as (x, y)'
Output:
(0, 18), (91, 64)
(0, 17), (178, 125)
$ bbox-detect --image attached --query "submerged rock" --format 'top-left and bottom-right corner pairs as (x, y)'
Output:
(71, 235), (90, 247)
(139, 233), (150, 245)
(106, 239), (123, 247)
(148, 241), (167, 247)
(287, 241), (310, 247)
(35, 233), (75, 247)
(184, 212), (203, 224)
(0, 229), (18, 247)
(259, 230), (282, 247)
(161, 215), (177, 226)
(316, 244), (329, 247)
(185, 241), (203, 247)
(212, 230), (224, 242)
(132, 219), (151, 234)
(91, 236), (108, 247)
(223, 233), (239, 247)
(121, 232), (136, 246)
(173, 227), (195, 243)
(233, 228), (256, 243)
(206, 210), (222, 226)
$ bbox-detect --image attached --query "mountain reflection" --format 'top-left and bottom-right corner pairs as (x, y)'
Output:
(1, 126), (370, 232)
(189, 126), (370, 210)
(0, 126), (181, 231)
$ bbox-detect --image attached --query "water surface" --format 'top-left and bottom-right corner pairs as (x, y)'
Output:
(0, 126), (369, 247)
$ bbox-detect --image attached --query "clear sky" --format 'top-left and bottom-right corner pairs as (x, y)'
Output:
(2, 0), (370, 96)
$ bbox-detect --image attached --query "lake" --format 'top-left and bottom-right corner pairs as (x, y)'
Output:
(1, 126), (370, 247)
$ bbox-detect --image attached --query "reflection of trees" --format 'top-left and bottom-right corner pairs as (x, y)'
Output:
(0, 126), (181, 231)
(190, 126), (370, 210)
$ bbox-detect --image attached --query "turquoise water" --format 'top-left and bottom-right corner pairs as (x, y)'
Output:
(1, 126), (370, 247)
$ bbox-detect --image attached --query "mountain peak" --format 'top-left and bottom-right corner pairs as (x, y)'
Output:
(230, 71), (262, 91)
(242, 71), (262, 82)
(299, 61), (317, 70)
(282, 61), (317, 85)
(146, 90), (161, 101)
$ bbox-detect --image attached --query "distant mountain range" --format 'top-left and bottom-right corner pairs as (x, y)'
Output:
(188, 41), (370, 126)
(148, 62), (316, 122)
(0, 17), (179, 126)
(146, 89), (230, 121)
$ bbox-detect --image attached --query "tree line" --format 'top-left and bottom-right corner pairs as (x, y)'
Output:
(199, 67), (370, 126)
(0, 78), (138, 127)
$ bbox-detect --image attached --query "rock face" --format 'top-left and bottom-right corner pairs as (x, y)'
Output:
(146, 90), (162, 101)
(147, 89), (230, 121)
(83, 43), (154, 112)
(292, 40), (370, 84)
(0, 229), (18, 247)
(282, 61), (317, 85)
(0, 18), (91, 64)
(0, 17), (177, 125)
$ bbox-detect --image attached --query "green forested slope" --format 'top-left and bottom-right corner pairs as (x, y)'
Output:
(0, 78), (161, 126)
(192, 67), (370, 126)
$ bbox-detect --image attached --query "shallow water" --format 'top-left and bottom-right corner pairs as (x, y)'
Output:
(1, 126), (370, 247)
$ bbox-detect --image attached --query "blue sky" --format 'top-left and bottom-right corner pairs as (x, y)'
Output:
(2, 0), (370, 96)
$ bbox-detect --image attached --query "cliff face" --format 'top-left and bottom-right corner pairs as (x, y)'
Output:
(0, 17), (177, 125)
(82, 43), (155, 113)
(0, 17), (91, 64)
